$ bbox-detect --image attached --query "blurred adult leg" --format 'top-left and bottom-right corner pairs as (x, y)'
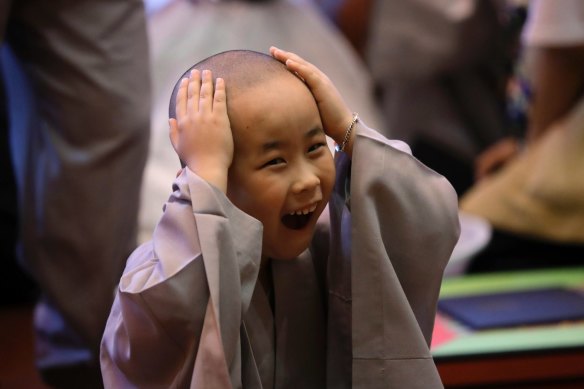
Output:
(2, 0), (150, 386)
(0, 50), (39, 307)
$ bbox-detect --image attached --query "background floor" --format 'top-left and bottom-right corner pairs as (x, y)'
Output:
(0, 305), (50, 389)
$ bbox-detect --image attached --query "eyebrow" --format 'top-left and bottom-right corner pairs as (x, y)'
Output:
(305, 127), (325, 139)
(260, 127), (324, 152)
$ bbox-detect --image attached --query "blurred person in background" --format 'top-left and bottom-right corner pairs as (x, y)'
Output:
(321, 0), (519, 196)
(461, 0), (584, 272)
(0, 0), (150, 387)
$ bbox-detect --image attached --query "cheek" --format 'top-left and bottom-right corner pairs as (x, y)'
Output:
(252, 185), (285, 216)
(228, 178), (284, 222)
(320, 159), (336, 199)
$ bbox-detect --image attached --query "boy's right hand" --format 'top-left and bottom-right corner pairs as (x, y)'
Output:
(169, 69), (233, 193)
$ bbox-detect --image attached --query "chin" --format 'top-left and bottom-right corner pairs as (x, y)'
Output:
(264, 219), (318, 260)
(266, 238), (312, 261)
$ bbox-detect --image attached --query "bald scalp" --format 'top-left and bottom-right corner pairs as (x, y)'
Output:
(169, 50), (293, 119)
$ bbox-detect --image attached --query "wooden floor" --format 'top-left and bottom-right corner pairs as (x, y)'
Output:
(0, 305), (51, 389)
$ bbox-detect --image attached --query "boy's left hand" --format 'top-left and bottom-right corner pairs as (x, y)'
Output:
(270, 47), (355, 154)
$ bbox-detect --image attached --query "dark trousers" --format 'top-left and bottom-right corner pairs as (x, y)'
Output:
(468, 229), (584, 273)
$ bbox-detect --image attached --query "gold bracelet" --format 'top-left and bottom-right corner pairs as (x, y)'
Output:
(335, 113), (359, 153)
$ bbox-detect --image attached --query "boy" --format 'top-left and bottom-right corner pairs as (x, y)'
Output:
(100, 48), (460, 388)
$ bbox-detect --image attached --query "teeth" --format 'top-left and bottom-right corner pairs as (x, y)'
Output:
(289, 203), (317, 216)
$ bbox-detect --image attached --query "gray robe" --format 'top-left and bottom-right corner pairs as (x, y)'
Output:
(100, 123), (460, 388)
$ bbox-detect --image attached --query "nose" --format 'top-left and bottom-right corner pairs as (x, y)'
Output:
(291, 162), (321, 195)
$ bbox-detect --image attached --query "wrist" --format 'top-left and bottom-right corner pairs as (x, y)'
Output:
(185, 159), (230, 193)
(334, 112), (359, 154)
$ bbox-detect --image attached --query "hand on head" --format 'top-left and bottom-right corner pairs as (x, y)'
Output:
(169, 69), (233, 192)
(270, 47), (355, 154)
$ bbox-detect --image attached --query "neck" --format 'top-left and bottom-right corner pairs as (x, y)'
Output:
(258, 258), (275, 313)
(258, 256), (273, 294)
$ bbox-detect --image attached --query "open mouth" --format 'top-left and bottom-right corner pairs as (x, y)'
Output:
(281, 203), (317, 230)
(281, 213), (312, 230)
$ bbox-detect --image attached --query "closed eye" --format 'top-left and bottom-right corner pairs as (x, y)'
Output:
(308, 142), (326, 153)
(262, 157), (286, 168)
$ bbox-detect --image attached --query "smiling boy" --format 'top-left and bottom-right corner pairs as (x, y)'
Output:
(222, 63), (335, 261)
(100, 48), (460, 388)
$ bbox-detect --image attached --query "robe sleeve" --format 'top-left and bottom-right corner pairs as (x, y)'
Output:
(100, 169), (262, 389)
(344, 122), (460, 388)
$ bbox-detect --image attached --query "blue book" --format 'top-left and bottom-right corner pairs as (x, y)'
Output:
(438, 287), (584, 330)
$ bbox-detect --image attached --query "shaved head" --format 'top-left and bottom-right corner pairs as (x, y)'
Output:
(168, 50), (295, 119)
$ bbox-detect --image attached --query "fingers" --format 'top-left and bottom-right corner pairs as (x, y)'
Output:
(169, 118), (179, 150)
(270, 46), (307, 67)
(271, 46), (305, 73)
(170, 69), (229, 151)
(187, 69), (201, 113)
(175, 78), (189, 120)
(283, 58), (311, 82)
(176, 70), (202, 123)
(270, 46), (326, 94)
(199, 69), (214, 113)
(271, 47), (319, 75)
(213, 77), (227, 114)
(176, 69), (225, 120)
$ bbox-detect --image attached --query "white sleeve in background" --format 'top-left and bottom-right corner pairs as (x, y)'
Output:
(522, 0), (584, 46)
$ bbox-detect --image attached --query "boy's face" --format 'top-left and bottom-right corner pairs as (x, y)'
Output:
(227, 75), (335, 260)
